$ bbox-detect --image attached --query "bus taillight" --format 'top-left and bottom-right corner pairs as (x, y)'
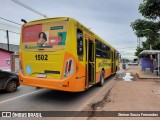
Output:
(68, 60), (72, 72)
(64, 58), (74, 78)
(65, 62), (68, 73)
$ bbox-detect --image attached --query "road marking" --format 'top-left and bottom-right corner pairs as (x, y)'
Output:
(0, 89), (44, 104)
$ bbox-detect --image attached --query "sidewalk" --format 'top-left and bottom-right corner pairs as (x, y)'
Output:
(80, 65), (160, 120)
(136, 65), (160, 79)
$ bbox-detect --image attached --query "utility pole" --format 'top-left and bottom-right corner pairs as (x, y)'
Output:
(137, 37), (141, 48)
(6, 30), (9, 51)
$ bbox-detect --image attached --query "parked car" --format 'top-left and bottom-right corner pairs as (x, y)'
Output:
(0, 69), (20, 92)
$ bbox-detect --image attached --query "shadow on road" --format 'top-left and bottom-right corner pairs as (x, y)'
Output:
(0, 75), (115, 112)
(28, 75), (114, 103)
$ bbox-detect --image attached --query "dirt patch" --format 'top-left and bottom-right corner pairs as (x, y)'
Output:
(91, 89), (111, 110)
(90, 88), (112, 110)
(82, 88), (112, 120)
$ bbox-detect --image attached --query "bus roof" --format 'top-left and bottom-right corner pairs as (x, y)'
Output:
(23, 17), (69, 26)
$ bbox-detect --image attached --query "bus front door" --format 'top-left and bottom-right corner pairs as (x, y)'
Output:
(85, 39), (95, 87)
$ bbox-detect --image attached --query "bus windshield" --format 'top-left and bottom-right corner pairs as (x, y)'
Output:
(22, 21), (68, 51)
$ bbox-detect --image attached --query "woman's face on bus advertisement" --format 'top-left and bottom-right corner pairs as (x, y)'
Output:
(40, 33), (44, 38)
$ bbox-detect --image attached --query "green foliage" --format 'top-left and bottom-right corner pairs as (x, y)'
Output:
(130, 0), (160, 57)
(131, 19), (160, 38)
(131, 19), (159, 32)
(131, 19), (160, 46)
(135, 47), (144, 57)
(139, 0), (160, 20)
(142, 39), (150, 49)
(152, 38), (160, 49)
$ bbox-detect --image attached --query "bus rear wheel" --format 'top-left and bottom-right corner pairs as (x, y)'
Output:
(98, 71), (104, 87)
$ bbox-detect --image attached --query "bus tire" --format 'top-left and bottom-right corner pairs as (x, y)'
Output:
(98, 70), (105, 87)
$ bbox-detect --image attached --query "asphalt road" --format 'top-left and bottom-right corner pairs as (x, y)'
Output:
(0, 74), (118, 120)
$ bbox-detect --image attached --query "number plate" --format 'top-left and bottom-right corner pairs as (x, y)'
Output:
(37, 73), (46, 78)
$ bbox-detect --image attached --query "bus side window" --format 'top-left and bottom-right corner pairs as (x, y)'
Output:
(106, 46), (110, 59)
(96, 40), (111, 59)
(96, 40), (101, 58)
(77, 29), (83, 56)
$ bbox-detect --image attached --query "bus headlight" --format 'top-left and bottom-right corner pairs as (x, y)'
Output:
(64, 58), (74, 78)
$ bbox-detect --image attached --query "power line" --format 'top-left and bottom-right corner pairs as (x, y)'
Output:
(0, 28), (20, 34)
(0, 21), (20, 32)
(0, 17), (21, 26)
(11, 0), (48, 18)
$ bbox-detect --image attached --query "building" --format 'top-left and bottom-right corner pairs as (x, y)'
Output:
(0, 48), (14, 71)
(0, 43), (19, 72)
(0, 43), (19, 53)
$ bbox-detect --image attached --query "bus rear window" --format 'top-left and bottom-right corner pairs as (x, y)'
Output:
(22, 21), (68, 50)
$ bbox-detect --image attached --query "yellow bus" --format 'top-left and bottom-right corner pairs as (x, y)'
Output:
(19, 17), (120, 92)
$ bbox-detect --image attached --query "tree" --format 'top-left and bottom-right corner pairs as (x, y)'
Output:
(139, 0), (160, 20)
(131, 0), (160, 57)
(135, 47), (144, 57)
(131, 19), (160, 38)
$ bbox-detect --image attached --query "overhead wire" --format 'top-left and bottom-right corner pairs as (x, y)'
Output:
(0, 23), (20, 32)
(0, 28), (20, 34)
(0, 17), (21, 35)
(11, 0), (48, 18)
(0, 17), (21, 26)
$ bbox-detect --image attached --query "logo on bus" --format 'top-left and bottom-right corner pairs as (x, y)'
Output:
(26, 66), (32, 74)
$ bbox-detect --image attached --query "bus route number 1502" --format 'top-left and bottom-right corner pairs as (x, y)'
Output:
(35, 54), (48, 60)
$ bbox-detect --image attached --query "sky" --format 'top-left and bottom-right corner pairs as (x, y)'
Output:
(0, 0), (143, 60)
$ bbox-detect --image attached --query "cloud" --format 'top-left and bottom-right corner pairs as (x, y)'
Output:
(0, 0), (139, 59)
